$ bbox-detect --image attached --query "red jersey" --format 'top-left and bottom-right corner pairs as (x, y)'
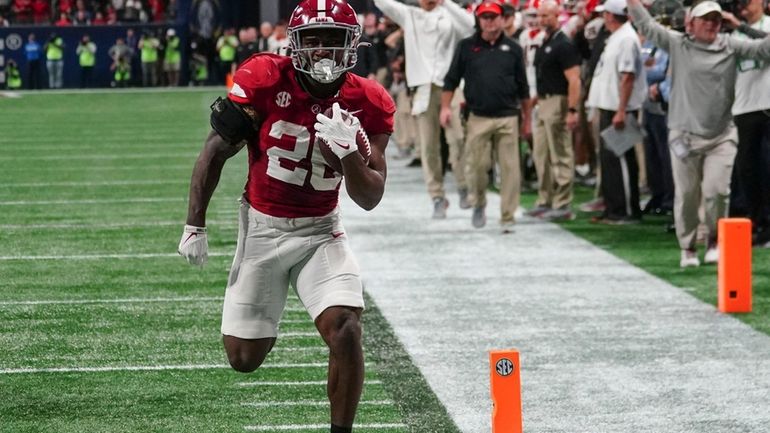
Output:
(228, 54), (395, 218)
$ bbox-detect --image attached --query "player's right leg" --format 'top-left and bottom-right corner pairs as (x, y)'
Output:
(220, 201), (290, 372)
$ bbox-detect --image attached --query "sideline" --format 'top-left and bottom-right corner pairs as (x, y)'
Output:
(342, 151), (770, 433)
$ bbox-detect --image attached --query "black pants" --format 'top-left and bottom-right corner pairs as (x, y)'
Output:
(732, 110), (770, 230)
(80, 66), (93, 88)
(599, 109), (641, 220)
(643, 110), (674, 211)
(27, 60), (42, 89)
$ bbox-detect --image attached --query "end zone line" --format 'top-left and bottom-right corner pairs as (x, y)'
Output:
(0, 297), (307, 313)
(241, 400), (393, 408)
(243, 423), (405, 431)
(0, 362), (330, 375)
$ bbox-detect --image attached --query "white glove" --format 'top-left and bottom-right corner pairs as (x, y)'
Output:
(314, 102), (359, 159)
(178, 225), (208, 266)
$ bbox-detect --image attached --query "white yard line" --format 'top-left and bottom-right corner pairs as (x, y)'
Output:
(0, 252), (231, 260)
(0, 153), (198, 161)
(0, 221), (236, 229)
(0, 197), (185, 206)
(243, 423), (406, 431)
(237, 380), (382, 387)
(0, 180), (189, 188)
(0, 296), (223, 305)
(0, 362), (329, 375)
(240, 400), (393, 408)
(0, 297), (307, 314)
(0, 164), (193, 172)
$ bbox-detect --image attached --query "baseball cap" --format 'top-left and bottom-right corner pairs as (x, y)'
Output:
(600, 0), (628, 15)
(476, 1), (504, 16)
(690, 0), (722, 17)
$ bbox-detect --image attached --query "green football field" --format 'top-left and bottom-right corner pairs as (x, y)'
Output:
(0, 90), (459, 433)
(1, 89), (768, 432)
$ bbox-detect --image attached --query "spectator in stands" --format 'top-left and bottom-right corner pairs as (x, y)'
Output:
(138, 29), (160, 86)
(586, 0), (646, 225)
(30, 0), (48, 24)
(13, 0), (32, 24)
(629, 0), (770, 266)
(163, 28), (181, 86)
(72, 0), (91, 23)
(45, 32), (65, 88)
(6, 59), (22, 89)
(528, 0), (582, 221)
(374, 0), (475, 219)
(72, 9), (91, 25)
(441, 1), (531, 231)
(24, 33), (43, 89)
(92, 10), (106, 24)
(55, 11), (71, 26)
(216, 27), (238, 82)
(0, 13), (8, 27)
(76, 34), (97, 88)
(257, 21), (274, 52)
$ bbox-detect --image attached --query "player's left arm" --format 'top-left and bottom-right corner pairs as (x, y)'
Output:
(339, 132), (388, 211)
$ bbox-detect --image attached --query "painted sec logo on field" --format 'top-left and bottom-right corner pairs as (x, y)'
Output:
(495, 358), (514, 377)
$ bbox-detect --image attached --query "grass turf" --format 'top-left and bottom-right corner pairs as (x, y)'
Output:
(0, 90), (459, 433)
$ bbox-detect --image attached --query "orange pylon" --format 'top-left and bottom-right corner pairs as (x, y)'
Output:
(718, 218), (752, 313)
(490, 350), (522, 433)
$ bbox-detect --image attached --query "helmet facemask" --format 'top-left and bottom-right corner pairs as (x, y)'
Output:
(290, 25), (360, 83)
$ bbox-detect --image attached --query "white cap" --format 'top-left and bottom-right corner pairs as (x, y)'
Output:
(690, 0), (722, 18)
(601, 0), (627, 15)
(166, 28), (176, 37)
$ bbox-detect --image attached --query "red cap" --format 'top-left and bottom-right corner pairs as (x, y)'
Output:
(475, 2), (504, 16)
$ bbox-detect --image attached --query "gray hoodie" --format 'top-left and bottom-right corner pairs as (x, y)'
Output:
(629, 3), (770, 138)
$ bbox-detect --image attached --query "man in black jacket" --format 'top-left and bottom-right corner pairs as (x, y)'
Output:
(440, 1), (532, 232)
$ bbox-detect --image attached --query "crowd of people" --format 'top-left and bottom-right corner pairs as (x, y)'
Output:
(4, 0), (770, 270)
(0, 0), (175, 26)
(370, 0), (770, 269)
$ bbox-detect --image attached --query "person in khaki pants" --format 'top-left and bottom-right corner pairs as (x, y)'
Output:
(440, 2), (531, 231)
(629, 0), (770, 267)
(530, 0), (582, 221)
(374, 0), (475, 219)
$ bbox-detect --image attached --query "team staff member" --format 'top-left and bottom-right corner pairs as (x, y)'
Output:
(529, 0), (582, 221)
(440, 1), (531, 231)
(629, 0), (770, 266)
(374, 0), (475, 219)
(586, 0), (647, 225)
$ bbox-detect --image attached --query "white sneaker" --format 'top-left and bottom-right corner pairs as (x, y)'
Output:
(704, 246), (719, 264)
(680, 249), (700, 268)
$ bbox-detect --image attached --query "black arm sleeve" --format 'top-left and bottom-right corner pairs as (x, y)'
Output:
(209, 97), (258, 145)
(737, 23), (768, 40)
(443, 39), (466, 92)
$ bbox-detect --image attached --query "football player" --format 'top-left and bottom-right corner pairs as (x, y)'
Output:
(177, 1), (395, 431)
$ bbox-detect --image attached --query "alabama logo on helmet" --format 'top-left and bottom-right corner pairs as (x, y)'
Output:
(287, 0), (362, 84)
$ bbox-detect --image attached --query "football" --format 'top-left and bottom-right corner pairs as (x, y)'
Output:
(315, 107), (371, 174)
